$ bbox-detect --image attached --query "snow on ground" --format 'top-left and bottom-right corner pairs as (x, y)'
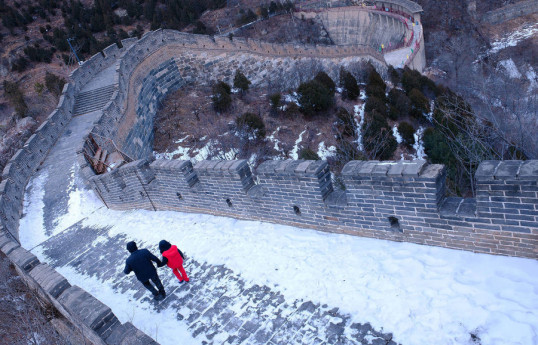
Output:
(154, 136), (238, 162)
(527, 67), (537, 91)
(425, 100), (435, 122)
(267, 127), (285, 158)
(290, 129), (306, 159)
(498, 59), (522, 79)
(392, 125), (402, 144)
(317, 142), (336, 160)
(20, 181), (538, 345)
(412, 126), (426, 160)
(353, 98), (366, 151)
(284, 92), (300, 106)
(487, 22), (538, 55)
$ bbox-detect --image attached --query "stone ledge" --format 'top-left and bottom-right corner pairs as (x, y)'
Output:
(7, 247), (40, 272)
(29, 263), (71, 298)
(58, 285), (120, 338)
(0, 239), (20, 255)
(106, 322), (158, 345)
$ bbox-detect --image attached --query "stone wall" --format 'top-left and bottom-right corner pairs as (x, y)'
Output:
(310, 9), (407, 47)
(89, 159), (538, 259)
(87, 29), (387, 161)
(0, 40), (156, 344)
(481, 0), (538, 24)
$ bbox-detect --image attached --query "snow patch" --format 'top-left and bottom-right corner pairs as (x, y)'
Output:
(317, 142), (336, 160)
(284, 92), (300, 106)
(290, 129), (306, 159)
(411, 126), (426, 159)
(526, 67), (537, 91)
(488, 23), (538, 55)
(498, 59), (522, 79)
(392, 125), (402, 144)
(354, 101), (366, 151)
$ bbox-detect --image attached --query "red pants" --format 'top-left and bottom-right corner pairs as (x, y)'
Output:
(171, 265), (189, 282)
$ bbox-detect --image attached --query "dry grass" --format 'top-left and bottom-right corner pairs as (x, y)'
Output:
(0, 252), (71, 345)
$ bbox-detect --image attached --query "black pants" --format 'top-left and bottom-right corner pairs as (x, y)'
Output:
(141, 274), (165, 296)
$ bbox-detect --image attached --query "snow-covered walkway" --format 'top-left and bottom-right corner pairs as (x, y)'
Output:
(384, 20), (422, 69)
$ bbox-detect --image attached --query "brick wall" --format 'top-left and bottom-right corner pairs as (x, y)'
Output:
(90, 159), (538, 259)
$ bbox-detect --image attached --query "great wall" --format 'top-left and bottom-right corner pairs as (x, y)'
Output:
(0, 0), (536, 344)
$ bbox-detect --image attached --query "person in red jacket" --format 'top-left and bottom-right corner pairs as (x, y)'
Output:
(158, 240), (189, 282)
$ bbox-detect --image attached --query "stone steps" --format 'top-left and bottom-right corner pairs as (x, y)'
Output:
(73, 84), (116, 115)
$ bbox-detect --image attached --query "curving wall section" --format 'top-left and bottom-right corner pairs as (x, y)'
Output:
(88, 29), (387, 160)
(0, 41), (157, 344)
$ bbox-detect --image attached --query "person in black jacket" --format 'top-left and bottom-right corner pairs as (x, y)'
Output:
(124, 241), (166, 301)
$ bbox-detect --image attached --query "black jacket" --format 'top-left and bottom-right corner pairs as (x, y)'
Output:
(124, 249), (162, 282)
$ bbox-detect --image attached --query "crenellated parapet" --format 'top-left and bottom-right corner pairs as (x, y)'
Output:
(89, 159), (538, 259)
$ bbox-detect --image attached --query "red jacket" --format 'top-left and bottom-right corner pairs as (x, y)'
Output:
(162, 245), (183, 268)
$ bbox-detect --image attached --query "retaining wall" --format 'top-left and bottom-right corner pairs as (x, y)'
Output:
(0, 40), (156, 344)
(88, 159), (538, 259)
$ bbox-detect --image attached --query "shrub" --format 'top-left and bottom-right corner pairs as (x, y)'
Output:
(336, 107), (355, 137)
(367, 68), (386, 89)
(423, 127), (453, 165)
(193, 21), (211, 35)
(341, 70), (359, 100)
(11, 56), (29, 72)
(299, 148), (320, 160)
(269, 1), (280, 14)
(233, 69), (251, 94)
(24, 44), (53, 63)
(408, 88), (430, 118)
(34, 82), (44, 96)
(3, 80), (28, 117)
(236, 9), (257, 26)
(388, 88), (411, 120)
(362, 110), (397, 160)
(236, 112), (266, 139)
(212, 81), (232, 112)
(365, 68), (386, 101)
(388, 66), (401, 84)
(284, 102), (300, 118)
(45, 72), (66, 97)
(397, 121), (415, 147)
(297, 80), (333, 117)
(269, 93), (281, 112)
(402, 66), (440, 97)
(364, 96), (387, 117)
(314, 71), (335, 94)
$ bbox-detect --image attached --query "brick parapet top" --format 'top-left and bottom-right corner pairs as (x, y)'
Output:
(194, 159), (249, 175)
(151, 159), (191, 171)
(341, 160), (435, 179)
(476, 160), (538, 181)
(256, 160), (328, 177)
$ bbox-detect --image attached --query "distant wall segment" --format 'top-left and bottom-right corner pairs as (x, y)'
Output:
(90, 29), (387, 160)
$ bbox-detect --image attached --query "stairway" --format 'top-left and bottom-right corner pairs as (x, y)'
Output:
(73, 84), (116, 115)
